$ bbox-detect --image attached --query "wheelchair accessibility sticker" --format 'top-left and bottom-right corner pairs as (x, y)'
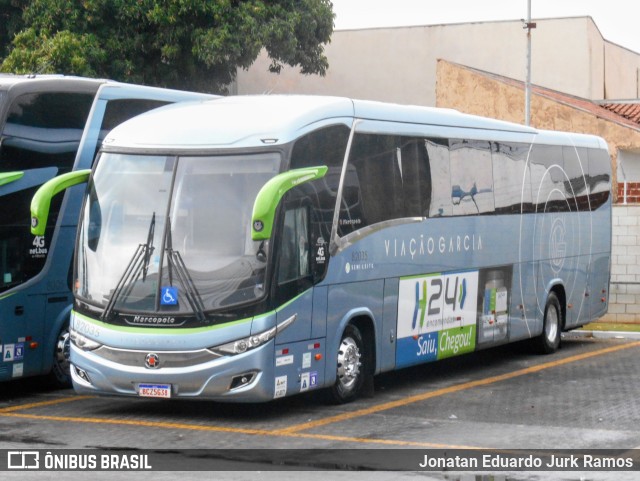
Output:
(160, 287), (178, 306)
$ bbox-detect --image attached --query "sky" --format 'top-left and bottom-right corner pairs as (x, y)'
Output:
(331, 0), (640, 53)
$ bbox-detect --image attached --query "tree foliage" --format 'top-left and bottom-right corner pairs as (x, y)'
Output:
(0, 0), (334, 93)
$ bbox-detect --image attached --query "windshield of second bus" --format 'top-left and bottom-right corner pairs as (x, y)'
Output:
(75, 152), (280, 317)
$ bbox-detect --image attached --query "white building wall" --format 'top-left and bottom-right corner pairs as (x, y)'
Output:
(237, 17), (639, 105)
(605, 205), (640, 323)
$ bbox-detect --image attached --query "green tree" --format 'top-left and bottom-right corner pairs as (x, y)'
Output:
(0, 0), (334, 93)
(0, 0), (28, 59)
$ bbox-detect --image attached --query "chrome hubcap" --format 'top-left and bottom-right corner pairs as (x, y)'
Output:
(546, 305), (559, 343)
(336, 336), (361, 390)
(53, 330), (71, 378)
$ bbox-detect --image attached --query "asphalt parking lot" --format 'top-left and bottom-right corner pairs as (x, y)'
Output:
(1, 333), (639, 479)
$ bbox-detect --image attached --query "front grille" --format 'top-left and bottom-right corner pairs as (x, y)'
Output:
(91, 345), (222, 368)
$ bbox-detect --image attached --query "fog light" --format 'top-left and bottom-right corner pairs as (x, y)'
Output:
(73, 365), (92, 385)
(229, 372), (256, 390)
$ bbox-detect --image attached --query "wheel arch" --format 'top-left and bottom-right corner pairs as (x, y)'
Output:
(326, 308), (378, 385)
(548, 283), (567, 330)
(42, 303), (73, 373)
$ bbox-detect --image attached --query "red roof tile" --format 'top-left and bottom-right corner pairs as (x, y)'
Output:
(601, 103), (640, 124)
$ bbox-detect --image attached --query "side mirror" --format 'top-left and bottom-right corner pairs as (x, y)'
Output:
(251, 166), (327, 241)
(31, 169), (91, 235)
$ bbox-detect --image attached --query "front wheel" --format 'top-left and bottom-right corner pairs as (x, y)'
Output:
(329, 324), (366, 404)
(532, 292), (562, 354)
(46, 325), (72, 388)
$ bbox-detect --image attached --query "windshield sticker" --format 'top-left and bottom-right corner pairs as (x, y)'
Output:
(161, 287), (178, 306)
(315, 236), (327, 264)
(30, 235), (48, 259)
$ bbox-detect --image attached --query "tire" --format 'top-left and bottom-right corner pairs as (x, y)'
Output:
(532, 292), (562, 354)
(329, 324), (366, 404)
(46, 325), (72, 388)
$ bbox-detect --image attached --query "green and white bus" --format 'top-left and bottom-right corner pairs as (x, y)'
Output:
(32, 95), (611, 402)
(0, 75), (212, 386)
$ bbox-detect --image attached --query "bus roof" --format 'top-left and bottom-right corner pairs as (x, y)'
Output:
(101, 94), (607, 151)
(0, 74), (108, 92)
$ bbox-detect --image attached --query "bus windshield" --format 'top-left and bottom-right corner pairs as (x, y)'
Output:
(76, 152), (281, 318)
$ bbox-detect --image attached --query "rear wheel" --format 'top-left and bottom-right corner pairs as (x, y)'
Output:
(330, 324), (366, 403)
(532, 292), (562, 354)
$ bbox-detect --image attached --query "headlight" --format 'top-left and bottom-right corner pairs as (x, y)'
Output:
(70, 328), (102, 351)
(210, 326), (277, 356)
(209, 313), (297, 356)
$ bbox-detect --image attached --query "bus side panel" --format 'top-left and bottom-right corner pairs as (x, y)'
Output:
(380, 278), (399, 373)
(507, 261), (542, 342)
(589, 197), (611, 321)
(0, 293), (46, 381)
(324, 280), (384, 385)
(275, 289), (313, 344)
(311, 286), (328, 339)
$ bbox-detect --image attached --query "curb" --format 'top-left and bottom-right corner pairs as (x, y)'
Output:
(564, 330), (640, 340)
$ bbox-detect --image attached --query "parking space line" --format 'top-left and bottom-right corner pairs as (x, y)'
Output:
(0, 411), (479, 449)
(275, 340), (640, 434)
(1, 341), (636, 450)
(0, 395), (94, 413)
(0, 411), (277, 436)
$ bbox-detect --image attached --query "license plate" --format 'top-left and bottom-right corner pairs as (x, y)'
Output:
(138, 383), (171, 398)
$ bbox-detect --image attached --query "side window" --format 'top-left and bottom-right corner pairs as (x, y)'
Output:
(426, 138), (452, 217)
(0, 92), (94, 174)
(492, 142), (532, 214)
(399, 138), (432, 217)
(529, 144), (567, 212)
(278, 207), (310, 285)
(289, 125), (351, 277)
(587, 147), (611, 210)
(347, 133), (403, 229)
(290, 124), (349, 170)
(0, 186), (62, 294)
(94, 99), (170, 159)
(449, 139), (495, 215)
(563, 146), (589, 211)
(341, 134), (440, 229)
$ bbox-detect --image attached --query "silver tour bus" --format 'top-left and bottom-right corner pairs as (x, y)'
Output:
(31, 95), (611, 402)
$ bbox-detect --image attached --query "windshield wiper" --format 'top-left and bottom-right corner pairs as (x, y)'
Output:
(101, 213), (156, 321)
(164, 217), (206, 322)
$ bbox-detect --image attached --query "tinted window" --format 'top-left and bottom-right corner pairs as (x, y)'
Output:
(426, 138), (452, 217)
(399, 138), (432, 217)
(492, 142), (532, 214)
(0, 92), (94, 173)
(0, 185), (62, 293)
(289, 125), (353, 240)
(348, 133), (404, 227)
(587, 147), (611, 210)
(563, 146), (589, 211)
(94, 99), (170, 158)
(449, 139), (495, 215)
(278, 207), (310, 284)
(290, 124), (350, 170)
(529, 144), (568, 212)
